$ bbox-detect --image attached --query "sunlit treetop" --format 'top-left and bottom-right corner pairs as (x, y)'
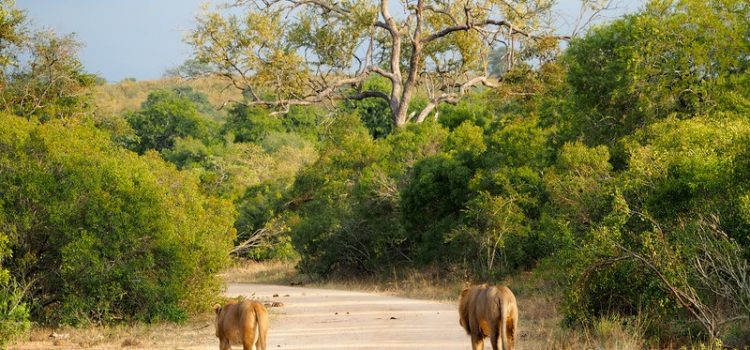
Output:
(190, 0), (611, 127)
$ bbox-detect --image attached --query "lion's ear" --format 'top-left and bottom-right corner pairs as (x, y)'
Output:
(460, 287), (470, 297)
(213, 303), (222, 315)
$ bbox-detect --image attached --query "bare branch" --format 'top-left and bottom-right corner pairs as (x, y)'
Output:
(369, 65), (395, 81)
(349, 90), (390, 102)
(416, 75), (497, 122)
(231, 227), (271, 256)
(615, 241), (718, 338)
(422, 19), (571, 44)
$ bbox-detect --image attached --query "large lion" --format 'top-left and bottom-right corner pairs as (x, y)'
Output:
(213, 300), (269, 350)
(458, 284), (518, 350)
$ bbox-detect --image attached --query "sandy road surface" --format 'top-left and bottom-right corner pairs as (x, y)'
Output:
(227, 284), (474, 350)
(12, 283), (495, 350)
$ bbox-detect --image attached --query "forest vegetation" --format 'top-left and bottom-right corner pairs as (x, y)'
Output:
(1, 0), (749, 348)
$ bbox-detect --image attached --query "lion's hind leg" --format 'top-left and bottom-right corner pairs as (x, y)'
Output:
(505, 314), (516, 350)
(242, 314), (257, 350)
(498, 286), (518, 350)
(471, 333), (484, 350)
(255, 305), (268, 350)
(502, 305), (518, 350)
(490, 327), (500, 350)
(242, 332), (256, 350)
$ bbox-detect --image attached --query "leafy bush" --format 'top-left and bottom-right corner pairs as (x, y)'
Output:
(289, 117), (451, 274)
(0, 114), (236, 325)
(126, 89), (218, 154)
(0, 233), (30, 347)
(340, 76), (393, 138)
(565, 0), (750, 145)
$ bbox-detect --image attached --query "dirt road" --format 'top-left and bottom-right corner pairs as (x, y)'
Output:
(12, 283), (491, 350)
(227, 283), (472, 350)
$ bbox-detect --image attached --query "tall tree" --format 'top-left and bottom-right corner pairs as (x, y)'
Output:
(190, 0), (604, 128)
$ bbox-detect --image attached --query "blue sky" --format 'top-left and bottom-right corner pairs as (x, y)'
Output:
(17, 1), (643, 82)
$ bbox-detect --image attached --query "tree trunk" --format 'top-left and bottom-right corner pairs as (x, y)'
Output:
(390, 0), (424, 128)
(393, 105), (409, 127)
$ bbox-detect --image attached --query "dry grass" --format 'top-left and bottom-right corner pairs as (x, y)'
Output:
(12, 313), (216, 350)
(222, 259), (466, 302)
(539, 316), (648, 350)
(311, 269), (466, 302)
(93, 77), (242, 119)
(220, 259), (300, 285)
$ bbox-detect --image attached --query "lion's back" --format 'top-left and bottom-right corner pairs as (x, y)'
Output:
(217, 300), (257, 344)
(460, 285), (504, 336)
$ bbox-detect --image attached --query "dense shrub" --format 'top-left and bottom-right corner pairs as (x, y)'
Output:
(289, 116), (451, 274)
(126, 89), (218, 154)
(565, 0), (750, 145)
(557, 1), (750, 338)
(0, 114), (236, 325)
(0, 233), (30, 347)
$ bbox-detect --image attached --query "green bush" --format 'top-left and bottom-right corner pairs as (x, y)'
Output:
(401, 154), (473, 262)
(290, 117), (452, 274)
(340, 76), (393, 138)
(0, 233), (30, 347)
(126, 89), (218, 154)
(0, 114), (236, 325)
(564, 0), (750, 145)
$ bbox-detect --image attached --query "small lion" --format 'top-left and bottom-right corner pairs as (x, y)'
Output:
(213, 300), (269, 350)
(459, 284), (518, 350)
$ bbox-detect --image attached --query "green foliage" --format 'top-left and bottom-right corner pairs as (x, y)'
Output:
(401, 154), (473, 261)
(436, 91), (494, 130)
(235, 180), (290, 242)
(448, 191), (528, 279)
(341, 76), (393, 138)
(290, 115), (389, 274)
(1, 30), (96, 121)
(0, 278), (30, 347)
(223, 105), (283, 144)
(564, 0), (750, 145)
(544, 142), (613, 235)
(0, 232), (30, 347)
(0, 0), (25, 70)
(556, 2), (750, 340)
(170, 86), (214, 115)
(223, 105), (321, 144)
(560, 113), (750, 338)
(126, 89), (218, 154)
(0, 114), (236, 325)
(289, 116), (453, 274)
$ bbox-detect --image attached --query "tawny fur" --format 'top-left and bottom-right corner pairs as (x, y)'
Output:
(458, 284), (518, 350)
(213, 300), (269, 350)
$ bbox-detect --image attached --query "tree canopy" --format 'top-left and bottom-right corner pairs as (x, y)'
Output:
(189, 0), (606, 127)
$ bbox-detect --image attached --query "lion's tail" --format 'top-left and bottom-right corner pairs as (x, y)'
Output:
(253, 303), (269, 350)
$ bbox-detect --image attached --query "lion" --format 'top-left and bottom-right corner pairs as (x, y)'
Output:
(213, 300), (269, 350)
(458, 284), (518, 350)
